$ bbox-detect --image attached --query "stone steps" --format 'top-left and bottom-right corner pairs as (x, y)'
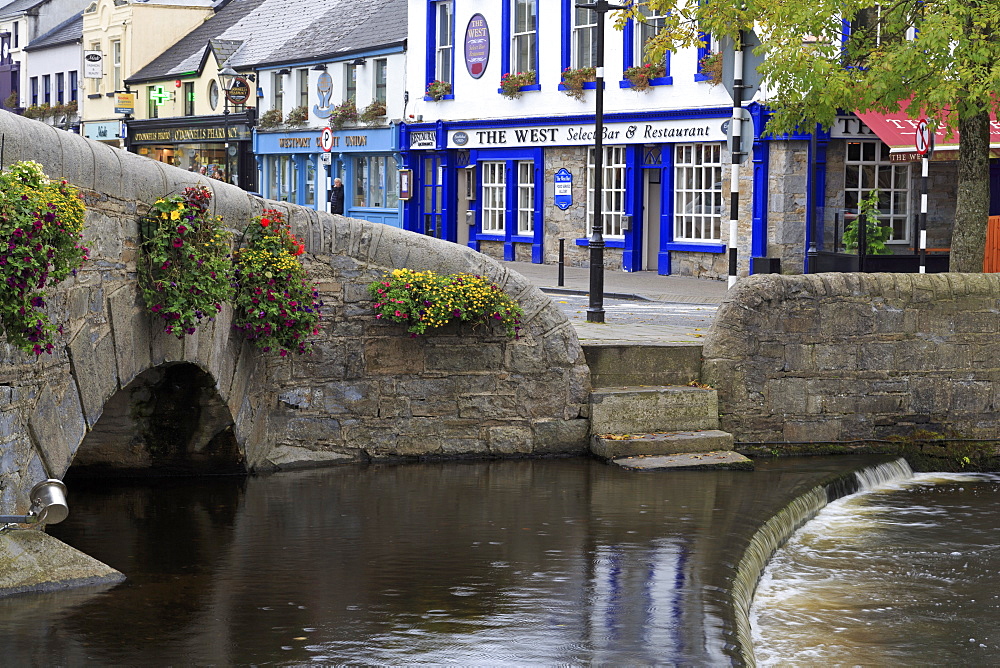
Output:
(585, 343), (740, 468)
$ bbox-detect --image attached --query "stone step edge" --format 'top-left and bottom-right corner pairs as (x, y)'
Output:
(590, 429), (733, 459)
(611, 450), (754, 471)
(590, 384), (716, 394)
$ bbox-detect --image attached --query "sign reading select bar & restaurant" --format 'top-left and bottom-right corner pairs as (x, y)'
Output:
(447, 118), (727, 149)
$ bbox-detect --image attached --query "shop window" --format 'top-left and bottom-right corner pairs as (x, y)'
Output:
(573, 6), (597, 68)
(481, 161), (506, 233)
(845, 140), (911, 242)
(55, 73), (64, 104)
(111, 40), (121, 92)
(354, 155), (399, 208)
(426, 1), (454, 94)
(268, 155), (298, 202)
(587, 146), (627, 238)
(673, 143), (723, 242)
(42, 75), (50, 105)
(345, 63), (357, 102)
(517, 161), (534, 234)
(511, 0), (537, 74)
(69, 71), (77, 102)
(374, 58), (387, 105)
(29, 76), (37, 106)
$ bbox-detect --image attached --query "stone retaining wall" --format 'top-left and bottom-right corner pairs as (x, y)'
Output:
(703, 273), (1000, 442)
(0, 111), (589, 517)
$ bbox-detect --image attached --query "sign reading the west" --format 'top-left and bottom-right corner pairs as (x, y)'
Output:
(443, 119), (725, 149)
(464, 13), (490, 79)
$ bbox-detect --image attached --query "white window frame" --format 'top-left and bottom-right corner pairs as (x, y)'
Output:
(481, 161), (506, 234)
(673, 143), (724, 242)
(511, 0), (537, 74)
(272, 71), (284, 111)
(517, 161), (534, 234)
(635, 6), (667, 65)
(297, 68), (309, 109)
(436, 2), (454, 85)
(587, 146), (627, 238)
(374, 58), (387, 104)
(844, 140), (911, 242)
(111, 39), (121, 92)
(573, 7), (597, 68)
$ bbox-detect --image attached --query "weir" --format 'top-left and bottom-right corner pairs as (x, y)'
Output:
(731, 457), (915, 666)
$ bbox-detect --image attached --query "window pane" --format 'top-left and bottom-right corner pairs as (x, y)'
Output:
(672, 143), (724, 242)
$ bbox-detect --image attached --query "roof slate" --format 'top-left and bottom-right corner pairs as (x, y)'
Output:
(128, 0), (405, 83)
(24, 10), (82, 51)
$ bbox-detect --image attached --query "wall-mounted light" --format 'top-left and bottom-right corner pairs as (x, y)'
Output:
(0, 479), (69, 525)
(311, 63), (328, 72)
(276, 68), (291, 76)
(350, 58), (367, 66)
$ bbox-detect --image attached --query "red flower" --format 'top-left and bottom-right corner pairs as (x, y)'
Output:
(172, 238), (183, 248)
(260, 218), (270, 227)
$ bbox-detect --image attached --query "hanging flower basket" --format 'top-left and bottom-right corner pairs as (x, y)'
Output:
(499, 71), (536, 99)
(561, 66), (596, 100)
(623, 63), (666, 91)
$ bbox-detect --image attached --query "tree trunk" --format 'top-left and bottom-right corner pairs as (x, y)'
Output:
(949, 108), (992, 272)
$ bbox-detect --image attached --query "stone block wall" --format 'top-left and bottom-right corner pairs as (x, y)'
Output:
(0, 110), (590, 516)
(702, 272), (1000, 442)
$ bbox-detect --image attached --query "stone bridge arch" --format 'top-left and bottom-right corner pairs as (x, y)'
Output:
(0, 111), (589, 515)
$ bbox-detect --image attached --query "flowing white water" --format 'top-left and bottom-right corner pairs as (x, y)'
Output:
(751, 466), (1000, 665)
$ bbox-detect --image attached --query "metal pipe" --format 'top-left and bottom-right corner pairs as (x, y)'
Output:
(558, 238), (566, 287)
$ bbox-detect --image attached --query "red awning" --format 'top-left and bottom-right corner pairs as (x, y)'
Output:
(854, 102), (1000, 162)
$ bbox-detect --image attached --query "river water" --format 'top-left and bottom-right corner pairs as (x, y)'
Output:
(752, 468), (1000, 665)
(1, 456), (996, 665)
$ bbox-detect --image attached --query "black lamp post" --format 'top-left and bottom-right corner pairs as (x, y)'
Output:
(577, 1), (626, 323)
(218, 66), (238, 184)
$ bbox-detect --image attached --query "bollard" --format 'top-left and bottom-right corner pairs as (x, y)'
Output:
(558, 238), (566, 287)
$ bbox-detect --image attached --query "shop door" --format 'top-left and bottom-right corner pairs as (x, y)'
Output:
(991, 160), (1000, 216)
(642, 168), (662, 271)
(422, 155), (445, 238)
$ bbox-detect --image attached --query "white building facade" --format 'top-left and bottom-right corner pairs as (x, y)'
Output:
(402, 0), (742, 276)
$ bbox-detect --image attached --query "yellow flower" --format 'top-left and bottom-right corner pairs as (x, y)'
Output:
(171, 211), (181, 220)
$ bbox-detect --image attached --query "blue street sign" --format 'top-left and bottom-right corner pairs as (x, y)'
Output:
(554, 168), (572, 210)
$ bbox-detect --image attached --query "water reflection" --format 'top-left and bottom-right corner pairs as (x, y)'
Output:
(0, 456), (887, 665)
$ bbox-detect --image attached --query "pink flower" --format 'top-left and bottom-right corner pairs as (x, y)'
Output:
(172, 238), (183, 248)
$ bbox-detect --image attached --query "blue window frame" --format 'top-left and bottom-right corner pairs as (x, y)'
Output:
(621, 6), (673, 88)
(470, 147), (544, 262)
(559, 0), (601, 94)
(694, 29), (713, 82)
(425, 1), (455, 100)
(501, 0), (540, 94)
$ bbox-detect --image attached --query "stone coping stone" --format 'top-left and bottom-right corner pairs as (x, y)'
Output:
(591, 429), (734, 459)
(0, 529), (125, 597)
(612, 450), (754, 471)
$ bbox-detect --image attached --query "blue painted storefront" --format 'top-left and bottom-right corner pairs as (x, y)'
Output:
(254, 125), (403, 227)
(400, 104), (781, 275)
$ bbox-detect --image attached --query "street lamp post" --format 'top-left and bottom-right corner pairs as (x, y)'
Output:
(218, 67), (238, 185)
(577, 1), (626, 324)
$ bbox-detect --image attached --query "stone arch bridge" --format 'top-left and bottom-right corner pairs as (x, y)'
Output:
(0, 111), (590, 514)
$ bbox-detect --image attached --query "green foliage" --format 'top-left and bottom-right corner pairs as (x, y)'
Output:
(0, 161), (88, 355)
(368, 268), (524, 338)
(500, 71), (536, 99)
(258, 108), (283, 129)
(330, 98), (358, 129)
(286, 105), (309, 125)
(843, 189), (891, 255)
(561, 66), (596, 100)
(138, 186), (233, 339)
(232, 209), (322, 356)
(624, 0), (1000, 270)
(623, 62), (666, 91)
(359, 99), (387, 125)
(425, 80), (452, 100)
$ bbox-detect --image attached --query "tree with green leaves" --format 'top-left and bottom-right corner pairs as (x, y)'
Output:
(619, 0), (1000, 271)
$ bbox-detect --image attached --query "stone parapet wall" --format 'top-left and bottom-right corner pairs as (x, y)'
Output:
(703, 272), (1000, 442)
(0, 111), (589, 516)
